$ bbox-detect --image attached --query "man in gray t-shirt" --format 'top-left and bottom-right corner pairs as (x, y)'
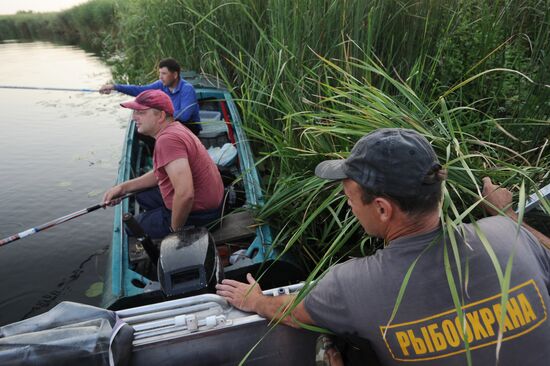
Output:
(216, 128), (550, 365)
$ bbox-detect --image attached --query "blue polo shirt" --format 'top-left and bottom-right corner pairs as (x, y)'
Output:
(115, 79), (201, 127)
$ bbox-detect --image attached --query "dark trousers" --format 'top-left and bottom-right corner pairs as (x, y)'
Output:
(134, 187), (222, 239)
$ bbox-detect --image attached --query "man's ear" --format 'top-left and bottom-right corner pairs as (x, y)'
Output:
(159, 110), (166, 121)
(374, 197), (393, 222)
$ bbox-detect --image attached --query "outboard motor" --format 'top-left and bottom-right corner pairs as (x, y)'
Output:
(158, 227), (223, 297)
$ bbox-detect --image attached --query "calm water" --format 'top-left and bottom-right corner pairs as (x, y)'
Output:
(0, 41), (130, 326)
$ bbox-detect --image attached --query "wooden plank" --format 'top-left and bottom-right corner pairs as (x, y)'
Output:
(212, 210), (256, 245)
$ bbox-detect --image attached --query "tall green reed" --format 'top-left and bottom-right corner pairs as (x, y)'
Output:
(104, 0), (550, 263)
(0, 0), (118, 52)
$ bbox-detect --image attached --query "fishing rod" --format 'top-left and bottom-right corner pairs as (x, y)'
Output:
(0, 192), (137, 247)
(0, 85), (100, 93)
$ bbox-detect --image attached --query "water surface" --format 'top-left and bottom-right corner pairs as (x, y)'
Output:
(0, 41), (129, 325)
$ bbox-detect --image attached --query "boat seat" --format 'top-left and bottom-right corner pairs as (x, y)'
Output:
(199, 110), (222, 121)
(211, 210), (256, 245)
(129, 211), (256, 263)
(199, 111), (227, 138)
(199, 110), (230, 148)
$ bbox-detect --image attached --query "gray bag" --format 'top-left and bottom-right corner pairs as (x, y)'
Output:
(0, 302), (134, 366)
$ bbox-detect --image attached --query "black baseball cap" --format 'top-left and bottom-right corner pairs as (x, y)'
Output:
(315, 128), (441, 197)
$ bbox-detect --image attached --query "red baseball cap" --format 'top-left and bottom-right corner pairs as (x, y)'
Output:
(120, 89), (174, 116)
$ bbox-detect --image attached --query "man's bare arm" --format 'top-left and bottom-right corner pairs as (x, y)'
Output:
(216, 273), (315, 328)
(103, 171), (157, 205)
(164, 158), (194, 231)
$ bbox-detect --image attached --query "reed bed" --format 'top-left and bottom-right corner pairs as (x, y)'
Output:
(2, 1), (549, 361)
(0, 0), (117, 51)
(107, 0), (549, 255)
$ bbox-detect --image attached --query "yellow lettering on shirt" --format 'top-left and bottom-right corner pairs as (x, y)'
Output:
(518, 293), (537, 323)
(466, 311), (489, 340)
(478, 307), (496, 337)
(379, 280), (546, 362)
(492, 303), (515, 332)
(506, 297), (526, 328)
(395, 331), (411, 356)
(441, 319), (460, 347)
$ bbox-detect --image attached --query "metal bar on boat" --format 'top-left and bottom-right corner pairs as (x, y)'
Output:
(133, 310), (224, 336)
(132, 314), (228, 344)
(116, 283), (308, 348)
(521, 182), (550, 213)
(118, 283), (306, 320)
(116, 284), (306, 321)
(122, 302), (224, 327)
(116, 293), (230, 318)
(262, 282), (304, 296)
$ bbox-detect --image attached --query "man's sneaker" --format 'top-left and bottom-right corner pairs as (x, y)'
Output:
(315, 335), (343, 366)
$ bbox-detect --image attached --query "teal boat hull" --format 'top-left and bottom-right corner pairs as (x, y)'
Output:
(102, 75), (303, 309)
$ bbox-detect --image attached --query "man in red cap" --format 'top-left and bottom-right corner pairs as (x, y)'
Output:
(103, 90), (224, 238)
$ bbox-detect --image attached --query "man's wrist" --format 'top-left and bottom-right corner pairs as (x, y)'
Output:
(117, 182), (128, 194)
(505, 210), (518, 221)
(170, 225), (182, 233)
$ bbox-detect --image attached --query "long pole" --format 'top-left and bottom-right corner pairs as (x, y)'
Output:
(0, 192), (136, 247)
(0, 85), (99, 93)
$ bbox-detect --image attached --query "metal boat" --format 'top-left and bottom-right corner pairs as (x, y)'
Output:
(103, 73), (305, 310)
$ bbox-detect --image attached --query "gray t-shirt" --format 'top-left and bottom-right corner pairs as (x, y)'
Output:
(304, 216), (550, 365)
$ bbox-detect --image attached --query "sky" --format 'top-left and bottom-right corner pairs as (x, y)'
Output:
(0, 0), (89, 15)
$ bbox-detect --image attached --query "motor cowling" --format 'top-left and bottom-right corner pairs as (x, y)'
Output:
(158, 227), (223, 297)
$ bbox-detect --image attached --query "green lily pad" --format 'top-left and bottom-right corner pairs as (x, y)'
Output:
(87, 189), (103, 197)
(85, 282), (104, 297)
(57, 181), (72, 187)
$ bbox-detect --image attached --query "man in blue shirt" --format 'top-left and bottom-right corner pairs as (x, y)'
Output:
(100, 58), (201, 135)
